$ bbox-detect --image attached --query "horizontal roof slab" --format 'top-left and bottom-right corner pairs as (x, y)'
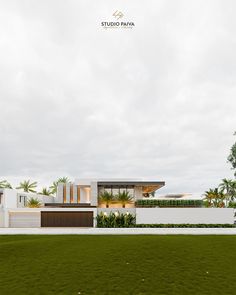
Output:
(97, 181), (165, 190)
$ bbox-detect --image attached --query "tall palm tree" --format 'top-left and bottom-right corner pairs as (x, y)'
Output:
(50, 177), (70, 194)
(116, 191), (133, 208)
(230, 180), (236, 201)
(99, 191), (114, 208)
(0, 180), (12, 189)
(219, 178), (233, 206)
(39, 187), (52, 196)
(16, 180), (37, 193)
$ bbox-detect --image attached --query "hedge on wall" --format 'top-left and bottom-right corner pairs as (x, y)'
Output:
(135, 224), (236, 228)
(135, 199), (203, 208)
(228, 201), (236, 208)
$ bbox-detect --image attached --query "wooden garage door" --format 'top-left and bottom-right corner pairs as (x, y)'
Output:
(41, 211), (93, 227)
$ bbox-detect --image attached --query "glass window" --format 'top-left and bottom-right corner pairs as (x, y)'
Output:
(19, 195), (27, 206)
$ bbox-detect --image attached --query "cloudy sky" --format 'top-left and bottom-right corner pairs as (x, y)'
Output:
(0, 0), (236, 195)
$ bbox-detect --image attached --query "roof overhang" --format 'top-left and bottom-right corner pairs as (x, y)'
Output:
(97, 181), (165, 193)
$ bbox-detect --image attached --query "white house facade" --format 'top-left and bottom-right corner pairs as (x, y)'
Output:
(0, 178), (234, 227)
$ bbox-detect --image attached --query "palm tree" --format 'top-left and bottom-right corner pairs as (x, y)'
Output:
(39, 187), (52, 196)
(50, 177), (70, 194)
(230, 180), (236, 201)
(207, 188), (225, 208)
(0, 180), (12, 189)
(27, 197), (41, 208)
(16, 180), (37, 193)
(215, 189), (226, 208)
(204, 189), (215, 207)
(99, 191), (114, 208)
(116, 191), (133, 208)
(219, 179), (234, 206)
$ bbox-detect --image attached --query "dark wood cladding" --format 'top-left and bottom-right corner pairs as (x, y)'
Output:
(41, 211), (93, 227)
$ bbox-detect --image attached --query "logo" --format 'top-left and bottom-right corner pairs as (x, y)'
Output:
(113, 10), (124, 20)
(101, 11), (135, 30)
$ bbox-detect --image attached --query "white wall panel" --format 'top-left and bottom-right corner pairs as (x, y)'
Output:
(9, 212), (40, 228)
(136, 208), (234, 224)
(0, 210), (4, 227)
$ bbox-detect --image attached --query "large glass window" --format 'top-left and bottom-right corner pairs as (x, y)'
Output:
(98, 186), (135, 197)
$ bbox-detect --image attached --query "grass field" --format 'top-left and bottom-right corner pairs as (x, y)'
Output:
(0, 235), (236, 295)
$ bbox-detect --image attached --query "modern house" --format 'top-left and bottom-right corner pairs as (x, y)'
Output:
(0, 178), (234, 227)
(0, 178), (165, 227)
(55, 178), (165, 207)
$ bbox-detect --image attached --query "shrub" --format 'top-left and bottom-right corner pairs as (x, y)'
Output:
(135, 224), (236, 228)
(96, 212), (136, 228)
(135, 199), (203, 208)
(228, 201), (236, 208)
(27, 197), (42, 208)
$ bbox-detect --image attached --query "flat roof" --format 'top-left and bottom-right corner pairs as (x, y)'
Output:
(97, 181), (165, 186)
(97, 181), (165, 192)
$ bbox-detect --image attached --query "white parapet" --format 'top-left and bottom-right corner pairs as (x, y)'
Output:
(136, 208), (235, 224)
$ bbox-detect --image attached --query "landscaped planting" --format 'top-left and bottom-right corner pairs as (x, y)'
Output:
(135, 199), (203, 207)
(228, 201), (236, 208)
(135, 223), (236, 228)
(96, 212), (136, 227)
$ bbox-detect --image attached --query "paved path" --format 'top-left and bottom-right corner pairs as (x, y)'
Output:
(0, 228), (236, 235)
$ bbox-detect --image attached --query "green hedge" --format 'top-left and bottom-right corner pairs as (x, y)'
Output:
(228, 201), (236, 208)
(135, 199), (203, 208)
(96, 212), (136, 228)
(135, 224), (236, 228)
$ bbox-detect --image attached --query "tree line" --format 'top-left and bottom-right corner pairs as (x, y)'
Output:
(0, 177), (70, 196)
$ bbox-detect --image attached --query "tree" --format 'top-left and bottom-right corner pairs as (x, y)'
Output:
(219, 178), (234, 206)
(214, 189), (225, 208)
(204, 188), (226, 208)
(27, 197), (42, 208)
(230, 181), (236, 201)
(16, 180), (37, 193)
(0, 180), (12, 189)
(39, 187), (52, 196)
(50, 177), (70, 194)
(116, 191), (133, 208)
(204, 189), (215, 207)
(228, 132), (236, 177)
(99, 191), (114, 208)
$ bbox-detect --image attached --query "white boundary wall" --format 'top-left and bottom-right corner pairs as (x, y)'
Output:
(0, 210), (4, 227)
(97, 208), (136, 215)
(136, 208), (234, 224)
(9, 212), (40, 228)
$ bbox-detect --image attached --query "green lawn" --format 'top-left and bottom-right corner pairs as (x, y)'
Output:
(0, 235), (236, 295)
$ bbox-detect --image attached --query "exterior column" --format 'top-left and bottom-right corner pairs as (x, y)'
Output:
(90, 181), (98, 206)
(66, 183), (70, 203)
(72, 185), (77, 203)
(56, 183), (64, 203)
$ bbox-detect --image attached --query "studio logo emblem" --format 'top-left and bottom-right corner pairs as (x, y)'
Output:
(101, 11), (135, 29)
(112, 10), (124, 20)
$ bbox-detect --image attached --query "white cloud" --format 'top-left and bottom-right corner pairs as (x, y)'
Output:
(0, 0), (235, 194)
